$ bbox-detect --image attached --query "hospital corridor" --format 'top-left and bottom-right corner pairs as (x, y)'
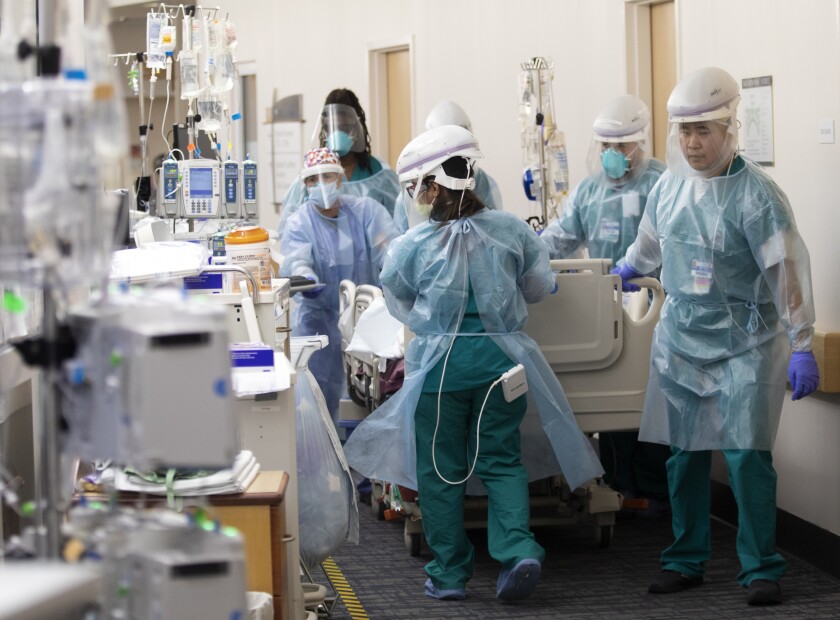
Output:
(0, 1), (839, 619)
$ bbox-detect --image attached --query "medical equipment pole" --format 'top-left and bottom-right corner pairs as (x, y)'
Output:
(534, 65), (548, 227)
(35, 289), (63, 559)
(31, 0), (64, 560)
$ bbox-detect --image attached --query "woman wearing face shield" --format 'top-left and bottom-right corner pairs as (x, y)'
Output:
(280, 148), (399, 423)
(541, 95), (671, 512)
(392, 100), (503, 233)
(613, 67), (820, 606)
(343, 125), (603, 603)
(278, 89), (401, 232)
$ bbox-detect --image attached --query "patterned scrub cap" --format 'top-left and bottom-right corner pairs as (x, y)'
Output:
(301, 147), (344, 179)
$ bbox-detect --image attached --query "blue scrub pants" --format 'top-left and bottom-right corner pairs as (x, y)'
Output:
(295, 306), (343, 424)
(415, 386), (545, 590)
(661, 448), (787, 586)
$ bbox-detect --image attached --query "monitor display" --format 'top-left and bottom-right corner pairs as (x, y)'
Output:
(189, 167), (213, 198)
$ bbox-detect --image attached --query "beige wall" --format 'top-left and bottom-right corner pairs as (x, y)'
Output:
(111, 0), (840, 534)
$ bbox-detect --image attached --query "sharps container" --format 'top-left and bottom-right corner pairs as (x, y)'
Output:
(224, 226), (272, 292)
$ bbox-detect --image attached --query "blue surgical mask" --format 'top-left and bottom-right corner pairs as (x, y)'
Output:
(601, 148), (630, 180)
(308, 181), (340, 210)
(325, 131), (353, 157)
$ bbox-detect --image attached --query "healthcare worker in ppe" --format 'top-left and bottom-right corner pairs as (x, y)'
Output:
(279, 89), (401, 231)
(541, 95), (671, 512)
(392, 100), (502, 232)
(344, 125), (603, 602)
(281, 147), (399, 423)
(613, 67), (819, 606)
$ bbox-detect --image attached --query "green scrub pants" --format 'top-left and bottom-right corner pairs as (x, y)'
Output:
(415, 385), (545, 590)
(662, 448), (787, 586)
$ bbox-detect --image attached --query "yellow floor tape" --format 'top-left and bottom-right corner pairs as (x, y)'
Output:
(322, 557), (369, 619)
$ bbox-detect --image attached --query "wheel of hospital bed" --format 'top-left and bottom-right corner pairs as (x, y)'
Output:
(595, 524), (614, 549)
(404, 530), (423, 557)
(403, 518), (425, 557)
(371, 480), (387, 520)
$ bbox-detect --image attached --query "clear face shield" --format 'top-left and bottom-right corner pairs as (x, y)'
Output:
(665, 101), (739, 178)
(586, 137), (649, 184)
(312, 103), (365, 157)
(404, 176), (431, 223)
(403, 159), (477, 223)
(303, 171), (342, 211)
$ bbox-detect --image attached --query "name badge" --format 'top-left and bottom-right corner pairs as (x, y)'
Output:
(690, 259), (713, 295)
(598, 219), (620, 243)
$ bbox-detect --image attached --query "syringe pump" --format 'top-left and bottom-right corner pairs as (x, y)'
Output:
(223, 160), (240, 217)
(242, 155), (258, 218)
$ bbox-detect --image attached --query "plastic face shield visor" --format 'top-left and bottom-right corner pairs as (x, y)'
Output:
(666, 117), (737, 178)
(405, 182), (427, 198)
(303, 171), (341, 187)
(315, 103), (365, 153)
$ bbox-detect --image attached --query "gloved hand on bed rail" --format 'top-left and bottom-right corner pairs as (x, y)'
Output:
(610, 264), (642, 293)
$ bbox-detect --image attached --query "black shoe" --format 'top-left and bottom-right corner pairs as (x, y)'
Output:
(648, 570), (703, 594)
(747, 580), (782, 605)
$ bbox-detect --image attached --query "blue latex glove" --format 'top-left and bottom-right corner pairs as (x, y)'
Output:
(610, 264), (642, 293)
(787, 351), (819, 400)
(301, 277), (322, 299)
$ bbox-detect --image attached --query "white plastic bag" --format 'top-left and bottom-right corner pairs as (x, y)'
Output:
(295, 364), (358, 570)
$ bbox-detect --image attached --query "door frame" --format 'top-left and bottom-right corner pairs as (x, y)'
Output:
(624, 0), (682, 109)
(366, 37), (415, 162)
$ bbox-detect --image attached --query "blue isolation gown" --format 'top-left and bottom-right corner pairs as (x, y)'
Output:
(541, 159), (666, 264)
(279, 156), (400, 232)
(343, 209), (604, 492)
(624, 158), (815, 450)
(392, 167), (503, 233)
(281, 194), (399, 421)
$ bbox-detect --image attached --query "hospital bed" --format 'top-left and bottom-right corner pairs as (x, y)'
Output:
(339, 259), (664, 552)
(528, 259), (664, 433)
(338, 282), (384, 411)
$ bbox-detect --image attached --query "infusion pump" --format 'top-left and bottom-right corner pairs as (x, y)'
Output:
(158, 158), (257, 219)
(158, 159), (221, 218)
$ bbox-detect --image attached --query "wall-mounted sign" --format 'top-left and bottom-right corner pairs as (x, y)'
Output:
(741, 75), (774, 166)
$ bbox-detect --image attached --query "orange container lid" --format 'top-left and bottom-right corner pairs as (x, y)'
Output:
(225, 226), (269, 245)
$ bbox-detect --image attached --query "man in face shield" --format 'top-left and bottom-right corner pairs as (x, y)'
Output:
(542, 95), (665, 266)
(614, 67), (820, 606)
(281, 147), (399, 424)
(541, 96), (671, 514)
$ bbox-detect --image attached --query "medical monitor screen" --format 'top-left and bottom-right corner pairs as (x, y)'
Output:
(190, 168), (213, 198)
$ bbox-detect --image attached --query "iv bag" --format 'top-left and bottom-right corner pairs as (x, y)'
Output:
(178, 49), (201, 100)
(214, 49), (235, 92)
(546, 130), (569, 199)
(145, 13), (166, 70)
(197, 87), (223, 132)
